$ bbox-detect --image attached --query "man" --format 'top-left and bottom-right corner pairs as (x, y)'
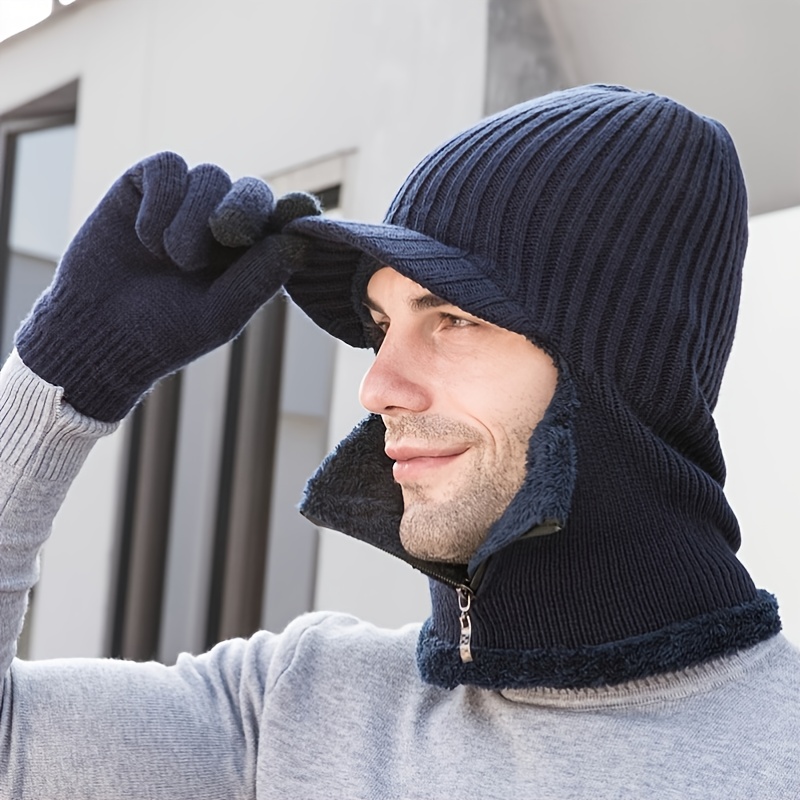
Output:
(1, 84), (798, 797)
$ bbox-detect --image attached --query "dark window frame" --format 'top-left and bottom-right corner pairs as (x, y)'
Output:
(0, 82), (78, 659)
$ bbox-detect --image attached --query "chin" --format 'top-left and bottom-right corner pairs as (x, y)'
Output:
(399, 530), (476, 565)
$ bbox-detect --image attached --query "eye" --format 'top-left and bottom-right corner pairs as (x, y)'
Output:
(439, 312), (476, 329)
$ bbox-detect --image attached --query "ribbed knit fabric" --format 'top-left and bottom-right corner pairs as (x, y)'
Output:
(288, 85), (780, 688)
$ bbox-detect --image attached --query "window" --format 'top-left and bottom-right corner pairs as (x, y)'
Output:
(0, 82), (78, 658)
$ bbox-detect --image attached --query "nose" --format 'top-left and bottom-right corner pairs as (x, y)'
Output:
(359, 334), (432, 416)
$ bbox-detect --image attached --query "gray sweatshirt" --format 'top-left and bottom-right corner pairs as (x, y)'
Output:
(1, 352), (799, 799)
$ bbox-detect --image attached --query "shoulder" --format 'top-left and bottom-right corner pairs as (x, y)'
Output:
(728, 634), (800, 702)
(745, 634), (800, 720)
(162, 611), (425, 705)
(261, 611), (423, 689)
(223, 611), (438, 720)
(175, 612), (424, 694)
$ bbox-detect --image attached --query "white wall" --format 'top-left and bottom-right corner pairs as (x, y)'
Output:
(716, 206), (800, 644)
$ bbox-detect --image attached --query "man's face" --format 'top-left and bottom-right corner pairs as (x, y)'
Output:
(359, 267), (558, 564)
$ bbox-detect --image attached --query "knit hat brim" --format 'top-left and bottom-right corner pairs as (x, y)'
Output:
(285, 215), (531, 348)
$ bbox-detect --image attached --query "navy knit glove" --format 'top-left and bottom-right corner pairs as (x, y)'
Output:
(15, 152), (320, 422)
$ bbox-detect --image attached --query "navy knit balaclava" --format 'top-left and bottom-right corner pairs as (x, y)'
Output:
(286, 85), (780, 689)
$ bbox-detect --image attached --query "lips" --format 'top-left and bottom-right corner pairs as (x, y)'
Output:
(385, 443), (469, 482)
(385, 444), (468, 461)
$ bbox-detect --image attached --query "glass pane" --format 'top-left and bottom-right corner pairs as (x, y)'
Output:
(3, 124), (76, 358)
(9, 124), (76, 259)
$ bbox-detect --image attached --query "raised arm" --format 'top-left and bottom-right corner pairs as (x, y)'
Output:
(0, 154), (320, 797)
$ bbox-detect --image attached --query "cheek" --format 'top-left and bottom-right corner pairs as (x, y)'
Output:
(482, 379), (554, 456)
(497, 407), (541, 454)
(429, 340), (557, 442)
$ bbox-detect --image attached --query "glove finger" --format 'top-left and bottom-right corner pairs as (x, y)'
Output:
(270, 192), (322, 229)
(203, 234), (311, 337)
(131, 152), (189, 258)
(164, 163), (232, 272)
(209, 177), (275, 248)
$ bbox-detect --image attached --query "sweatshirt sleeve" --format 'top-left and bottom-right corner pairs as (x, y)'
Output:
(0, 350), (118, 677)
(0, 352), (279, 799)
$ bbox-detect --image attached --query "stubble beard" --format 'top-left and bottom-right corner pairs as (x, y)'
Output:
(391, 416), (529, 564)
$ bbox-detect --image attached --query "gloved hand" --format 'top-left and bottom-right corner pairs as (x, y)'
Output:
(14, 152), (320, 422)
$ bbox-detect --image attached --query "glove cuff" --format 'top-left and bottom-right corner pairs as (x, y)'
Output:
(16, 292), (162, 422)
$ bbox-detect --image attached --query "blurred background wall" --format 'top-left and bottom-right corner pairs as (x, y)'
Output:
(0, 0), (797, 663)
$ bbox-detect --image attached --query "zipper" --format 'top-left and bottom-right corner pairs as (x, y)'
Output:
(457, 585), (474, 663)
(453, 558), (490, 664)
(415, 569), (478, 664)
(450, 520), (562, 665)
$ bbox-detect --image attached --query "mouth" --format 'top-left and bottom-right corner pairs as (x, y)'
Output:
(385, 444), (470, 482)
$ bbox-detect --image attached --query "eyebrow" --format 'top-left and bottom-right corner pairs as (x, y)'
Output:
(410, 293), (452, 311)
(362, 291), (453, 315)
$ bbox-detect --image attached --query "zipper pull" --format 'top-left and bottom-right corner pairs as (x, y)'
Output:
(457, 586), (474, 664)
